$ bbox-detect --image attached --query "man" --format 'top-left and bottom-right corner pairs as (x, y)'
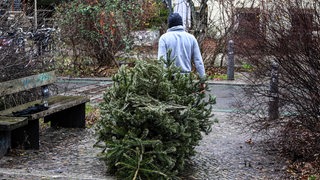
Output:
(157, 13), (206, 83)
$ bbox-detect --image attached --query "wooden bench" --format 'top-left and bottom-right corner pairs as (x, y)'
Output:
(0, 71), (90, 157)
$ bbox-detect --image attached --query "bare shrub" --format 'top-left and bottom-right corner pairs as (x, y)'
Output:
(0, 2), (56, 108)
(54, 0), (145, 76)
(231, 1), (320, 172)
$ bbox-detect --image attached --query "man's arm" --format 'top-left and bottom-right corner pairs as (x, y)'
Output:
(193, 41), (207, 93)
(193, 39), (206, 80)
(157, 37), (167, 60)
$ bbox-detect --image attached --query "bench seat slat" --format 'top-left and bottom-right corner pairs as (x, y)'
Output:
(0, 116), (28, 131)
(0, 95), (90, 120)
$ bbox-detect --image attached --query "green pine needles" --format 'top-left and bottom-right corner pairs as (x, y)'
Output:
(95, 55), (216, 179)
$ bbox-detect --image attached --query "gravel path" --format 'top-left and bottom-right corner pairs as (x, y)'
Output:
(0, 127), (112, 180)
(0, 112), (291, 180)
(0, 81), (292, 179)
(187, 112), (290, 179)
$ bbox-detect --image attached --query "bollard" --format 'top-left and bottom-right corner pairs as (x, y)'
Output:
(227, 40), (235, 80)
(268, 60), (279, 120)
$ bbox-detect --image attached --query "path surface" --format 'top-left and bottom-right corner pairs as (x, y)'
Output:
(190, 112), (289, 179)
(0, 78), (291, 179)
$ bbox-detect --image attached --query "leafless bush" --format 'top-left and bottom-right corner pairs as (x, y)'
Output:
(188, 0), (255, 67)
(0, 2), (56, 108)
(231, 1), (320, 168)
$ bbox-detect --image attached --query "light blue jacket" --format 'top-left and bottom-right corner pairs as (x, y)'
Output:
(157, 25), (206, 79)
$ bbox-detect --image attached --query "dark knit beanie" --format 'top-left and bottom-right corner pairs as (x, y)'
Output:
(168, 13), (183, 28)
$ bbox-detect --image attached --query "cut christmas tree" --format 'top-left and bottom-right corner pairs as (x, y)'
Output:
(95, 55), (216, 179)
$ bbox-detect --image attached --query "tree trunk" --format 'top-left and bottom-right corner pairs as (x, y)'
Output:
(186, 0), (208, 40)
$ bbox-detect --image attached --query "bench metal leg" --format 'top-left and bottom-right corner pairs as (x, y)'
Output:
(0, 131), (11, 157)
(45, 103), (86, 128)
(11, 119), (40, 150)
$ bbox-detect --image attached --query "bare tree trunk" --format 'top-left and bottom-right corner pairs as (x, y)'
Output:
(186, 0), (208, 39)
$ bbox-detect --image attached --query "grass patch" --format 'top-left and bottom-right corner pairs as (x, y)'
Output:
(85, 104), (100, 128)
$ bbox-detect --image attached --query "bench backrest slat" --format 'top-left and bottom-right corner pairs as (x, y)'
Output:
(0, 71), (56, 96)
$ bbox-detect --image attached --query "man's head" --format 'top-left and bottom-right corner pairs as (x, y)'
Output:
(168, 13), (183, 28)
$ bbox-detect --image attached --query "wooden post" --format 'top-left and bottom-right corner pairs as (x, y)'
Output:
(227, 40), (235, 80)
(268, 60), (279, 120)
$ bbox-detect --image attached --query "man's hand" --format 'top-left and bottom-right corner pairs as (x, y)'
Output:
(200, 83), (206, 93)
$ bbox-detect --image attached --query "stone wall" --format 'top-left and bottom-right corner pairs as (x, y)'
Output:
(131, 30), (160, 47)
